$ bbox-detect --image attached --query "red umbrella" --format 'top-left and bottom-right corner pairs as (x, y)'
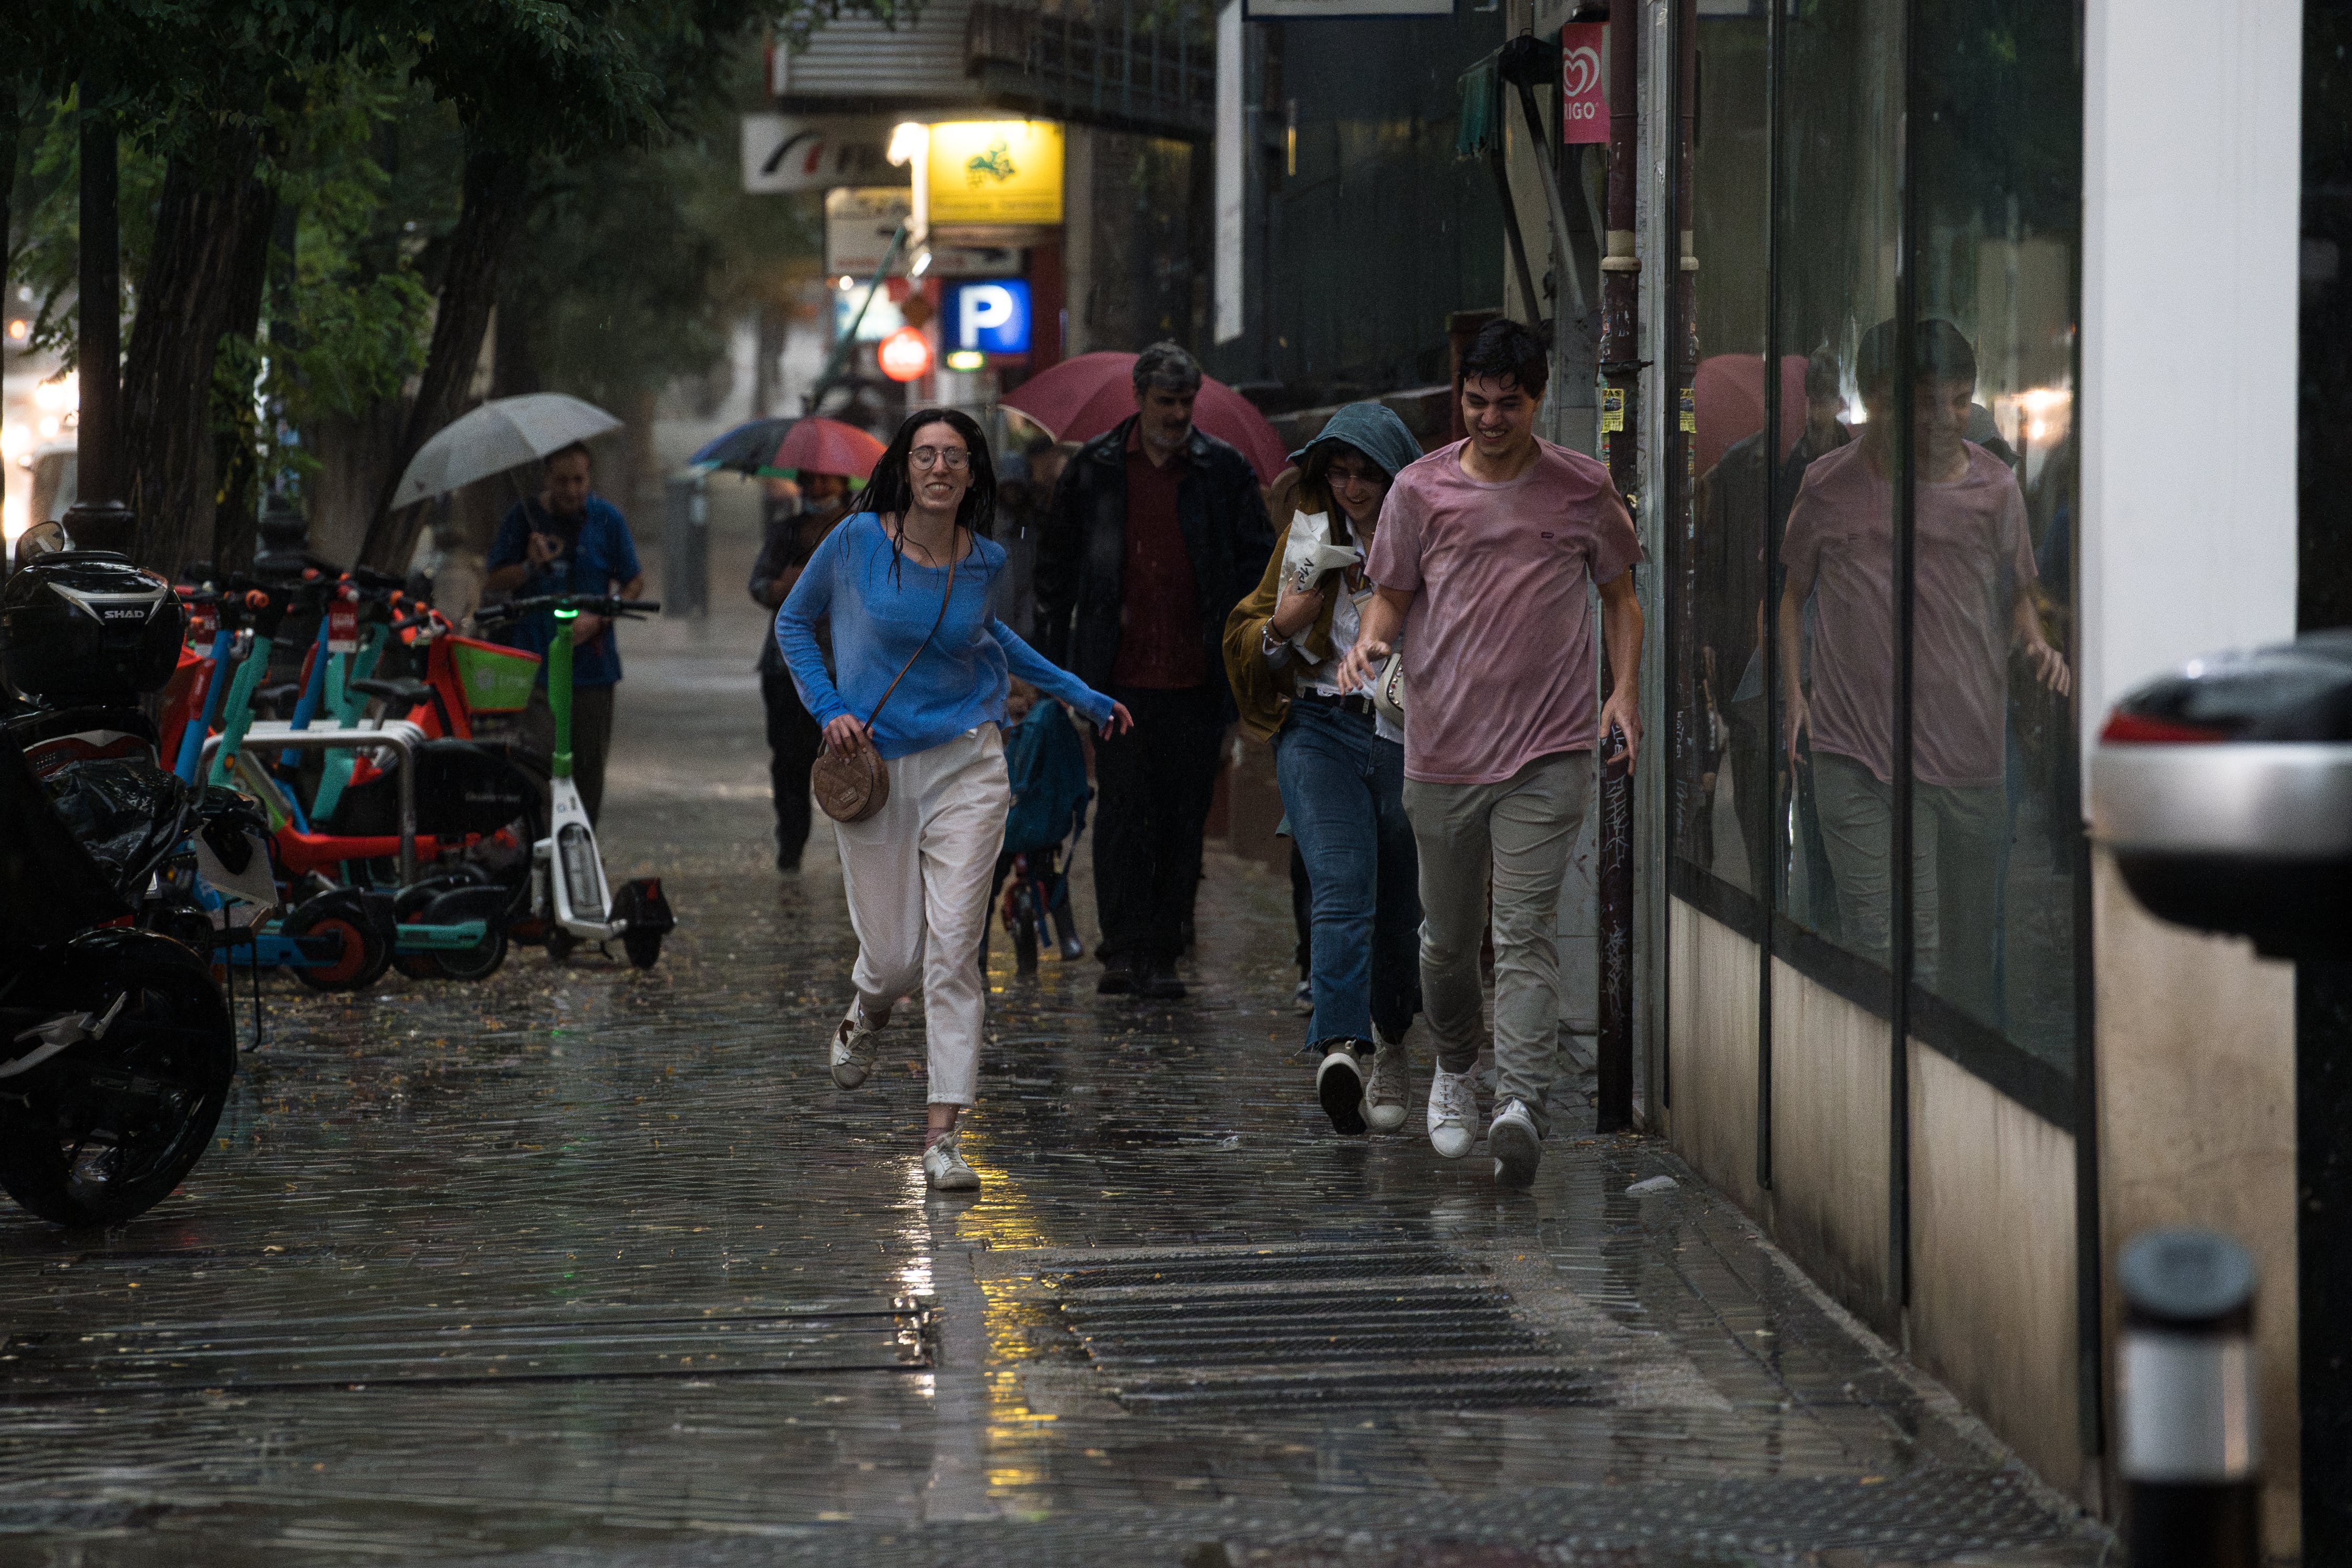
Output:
(1694, 353), (1810, 477)
(1002, 352), (1292, 483)
(771, 417), (887, 482)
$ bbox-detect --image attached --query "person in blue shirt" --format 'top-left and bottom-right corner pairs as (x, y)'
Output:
(982, 678), (1092, 971)
(778, 408), (1132, 1193)
(485, 442), (644, 825)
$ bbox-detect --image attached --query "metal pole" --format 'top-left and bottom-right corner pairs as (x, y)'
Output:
(2118, 1229), (2261, 1567)
(1594, 0), (1641, 1132)
(77, 77), (120, 506)
(1667, 0), (1699, 888)
(806, 222), (908, 413)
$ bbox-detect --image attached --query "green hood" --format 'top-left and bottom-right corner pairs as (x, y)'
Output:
(1287, 401), (1424, 483)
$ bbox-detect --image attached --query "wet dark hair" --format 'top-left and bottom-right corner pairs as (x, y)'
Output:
(1803, 345), (1842, 403)
(545, 441), (593, 471)
(1132, 341), (1203, 397)
(1459, 318), (1550, 400)
(1856, 318), (1977, 398)
(864, 408), (998, 583)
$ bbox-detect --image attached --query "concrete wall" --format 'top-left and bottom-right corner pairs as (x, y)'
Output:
(1907, 1042), (2080, 1492)
(2093, 850), (2300, 1548)
(1668, 902), (2081, 1495)
(2081, 0), (2304, 1546)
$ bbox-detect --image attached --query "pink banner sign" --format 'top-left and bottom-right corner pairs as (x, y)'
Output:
(1561, 24), (1608, 144)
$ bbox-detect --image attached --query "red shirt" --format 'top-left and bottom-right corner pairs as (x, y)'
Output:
(1111, 425), (1207, 688)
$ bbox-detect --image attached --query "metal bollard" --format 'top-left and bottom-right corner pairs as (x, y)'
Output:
(2118, 1228), (2261, 1567)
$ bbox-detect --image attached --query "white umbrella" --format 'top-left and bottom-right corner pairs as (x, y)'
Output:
(389, 393), (624, 508)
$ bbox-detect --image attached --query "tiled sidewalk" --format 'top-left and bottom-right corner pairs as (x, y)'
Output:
(0, 609), (2110, 1566)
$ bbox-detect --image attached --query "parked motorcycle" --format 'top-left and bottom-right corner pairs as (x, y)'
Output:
(0, 542), (250, 1226)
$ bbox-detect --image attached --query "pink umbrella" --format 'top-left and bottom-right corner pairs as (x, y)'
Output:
(1002, 352), (1292, 483)
(771, 417), (888, 482)
(1694, 353), (1809, 476)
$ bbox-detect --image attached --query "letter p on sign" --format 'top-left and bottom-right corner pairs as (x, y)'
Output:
(949, 280), (1032, 355)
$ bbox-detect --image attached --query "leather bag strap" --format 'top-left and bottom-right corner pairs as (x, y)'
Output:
(859, 531), (960, 730)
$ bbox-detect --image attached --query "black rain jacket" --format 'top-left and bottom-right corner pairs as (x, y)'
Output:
(1033, 413), (1275, 712)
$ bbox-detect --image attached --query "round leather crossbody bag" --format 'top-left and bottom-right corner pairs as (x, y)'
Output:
(812, 549), (958, 824)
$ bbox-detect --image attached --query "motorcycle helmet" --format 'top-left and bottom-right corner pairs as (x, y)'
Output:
(0, 552), (187, 701)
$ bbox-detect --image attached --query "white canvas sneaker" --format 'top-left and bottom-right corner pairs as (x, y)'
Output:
(923, 1128), (981, 1191)
(1489, 1098), (1541, 1190)
(829, 1001), (883, 1089)
(1365, 1027), (1411, 1133)
(1426, 1063), (1478, 1160)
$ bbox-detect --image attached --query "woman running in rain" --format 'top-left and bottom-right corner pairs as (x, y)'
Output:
(777, 409), (1132, 1192)
(1225, 402), (1427, 1139)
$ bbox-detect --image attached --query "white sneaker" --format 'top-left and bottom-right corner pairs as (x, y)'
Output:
(1316, 1040), (1368, 1136)
(829, 1001), (883, 1089)
(923, 1128), (981, 1191)
(1365, 1027), (1411, 1133)
(1426, 1064), (1478, 1160)
(1489, 1098), (1541, 1190)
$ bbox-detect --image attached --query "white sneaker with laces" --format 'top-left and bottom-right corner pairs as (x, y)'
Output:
(1426, 1063), (1478, 1160)
(1365, 1026), (1411, 1133)
(924, 1128), (981, 1191)
(829, 1001), (884, 1089)
(1489, 1098), (1541, 1189)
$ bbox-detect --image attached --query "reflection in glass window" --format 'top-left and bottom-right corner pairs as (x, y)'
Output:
(1910, 0), (2082, 1069)
(1667, 0), (2083, 1086)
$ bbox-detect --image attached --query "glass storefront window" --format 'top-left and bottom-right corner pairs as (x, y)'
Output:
(1668, 0), (2083, 1101)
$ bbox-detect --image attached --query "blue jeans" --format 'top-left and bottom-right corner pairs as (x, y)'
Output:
(1273, 699), (1422, 1047)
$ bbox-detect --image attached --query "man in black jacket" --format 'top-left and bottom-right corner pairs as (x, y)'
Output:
(1035, 342), (1274, 998)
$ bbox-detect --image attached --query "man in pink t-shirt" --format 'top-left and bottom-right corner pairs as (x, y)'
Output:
(1779, 319), (2068, 1020)
(1341, 319), (1644, 1189)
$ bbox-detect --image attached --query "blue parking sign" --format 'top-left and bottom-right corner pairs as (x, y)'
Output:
(946, 280), (1032, 355)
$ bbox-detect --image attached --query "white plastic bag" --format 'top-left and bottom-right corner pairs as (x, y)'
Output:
(1277, 511), (1362, 654)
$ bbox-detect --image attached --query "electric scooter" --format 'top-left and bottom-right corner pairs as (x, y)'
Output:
(474, 593), (674, 969)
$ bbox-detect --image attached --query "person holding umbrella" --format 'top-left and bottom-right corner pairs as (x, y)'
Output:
(748, 418), (887, 872)
(485, 441), (643, 826)
(1033, 342), (1275, 999)
(778, 409), (1132, 1193)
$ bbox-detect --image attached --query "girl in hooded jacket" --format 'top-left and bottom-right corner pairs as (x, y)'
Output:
(1223, 402), (1428, 1140)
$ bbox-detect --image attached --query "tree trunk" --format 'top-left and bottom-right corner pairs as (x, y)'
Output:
(206, 203), (285, 573)
(120, 135), (274, 574)
(359, 141), (528, 571)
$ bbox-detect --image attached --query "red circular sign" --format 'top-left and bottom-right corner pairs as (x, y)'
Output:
(878, 327), (932, 383)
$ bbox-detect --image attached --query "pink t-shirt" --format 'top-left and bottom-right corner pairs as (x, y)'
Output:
(1366, 438), (1642, 785)
(1781, 440), (2036, 790)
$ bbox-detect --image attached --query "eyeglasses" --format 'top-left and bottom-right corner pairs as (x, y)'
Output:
(1327, 465), (1387, 488)
(910, 446), (972, 471)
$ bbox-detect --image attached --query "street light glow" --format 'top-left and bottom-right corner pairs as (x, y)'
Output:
(887, 122), (928, 168)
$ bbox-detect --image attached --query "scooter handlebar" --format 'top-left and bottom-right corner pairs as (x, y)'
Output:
(478, 594), (662, 624)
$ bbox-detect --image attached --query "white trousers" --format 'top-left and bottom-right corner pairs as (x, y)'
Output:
(832, 725), (1010, 1106)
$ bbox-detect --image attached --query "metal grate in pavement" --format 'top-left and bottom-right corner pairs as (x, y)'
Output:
(0, 1300), (933, 1398)
(1045, 1242), (1606, 1413)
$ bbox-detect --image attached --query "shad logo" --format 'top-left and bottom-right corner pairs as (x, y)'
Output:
(1563, 45), (1602, 99)
(965, 139), (1018, 188)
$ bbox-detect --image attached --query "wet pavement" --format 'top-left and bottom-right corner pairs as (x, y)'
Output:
(0, 549), (2112, 1566)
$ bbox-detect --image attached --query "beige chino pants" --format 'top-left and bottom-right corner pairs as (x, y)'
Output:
(832, 725), (1011, 1107)
(1401, 750), (1594, 1140)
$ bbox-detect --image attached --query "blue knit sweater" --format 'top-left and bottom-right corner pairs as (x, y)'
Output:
(776, 512), (1114, 760)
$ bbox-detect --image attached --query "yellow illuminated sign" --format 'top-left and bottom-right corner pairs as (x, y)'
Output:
(926, 121), (1064, 226)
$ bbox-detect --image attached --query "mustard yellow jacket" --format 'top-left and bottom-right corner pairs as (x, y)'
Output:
(1220, 490), (1352, 745)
